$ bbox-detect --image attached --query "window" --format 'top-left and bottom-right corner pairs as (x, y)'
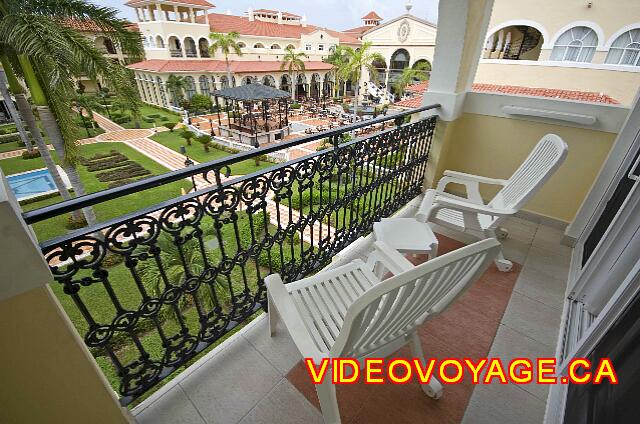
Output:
(318, 44), (324, 51)
(605, 29), (640, 66)
(254, 43), (265, 49)
(305, 44), (312, 51)
(237, 42), (246, 48)
(551, 26), (598, 62)
(286, 44), (296, 50)
(270, 44), (281, 50)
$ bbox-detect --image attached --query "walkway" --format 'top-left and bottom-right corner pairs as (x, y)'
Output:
(91, 111), (334, 245)
(0, 138), (97, 160)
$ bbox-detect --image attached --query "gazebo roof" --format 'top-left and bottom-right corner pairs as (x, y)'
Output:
(213, 84), (291, 101)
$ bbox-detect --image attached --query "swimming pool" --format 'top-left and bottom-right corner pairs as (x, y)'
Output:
(7, 167), (70, 201)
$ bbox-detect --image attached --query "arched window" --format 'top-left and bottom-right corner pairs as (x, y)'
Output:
(156, 77), (167, 107)
(155, 35), (165, 48)
(184, 37), (197, 57)
(237, 42), (246, 48)
(605, 28), (640, 66)
(220, 75), (229, 89)
(198, 38), (210, 58)
(185, 76), (196, 100)
(270, 44), (281, 50)
(551, 26), (598, 62)
(254, 43), (265, 49)
(262, 75), (276, 87)
(286, 44), (295, 50)
(199, 75), (210, 96)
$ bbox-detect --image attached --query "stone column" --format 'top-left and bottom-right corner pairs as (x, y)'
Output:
(173, 5), (180, 21)
(420, 0), (494, 188)
(0, 171), (134, 424)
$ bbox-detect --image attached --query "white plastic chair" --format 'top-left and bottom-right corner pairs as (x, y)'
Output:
(266, 238), (501, 424)
(413, 133), (568, 271)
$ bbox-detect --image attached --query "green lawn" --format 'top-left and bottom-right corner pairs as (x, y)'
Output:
(0, 141), (25, 153)
(149, 130), (275, 175)
(0, 142), (191, 241)
(118, 104), (181, 129)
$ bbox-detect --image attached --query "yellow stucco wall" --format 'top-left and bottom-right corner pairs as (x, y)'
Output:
(437, 113), (616, 223)
(0, 287), (130, 424)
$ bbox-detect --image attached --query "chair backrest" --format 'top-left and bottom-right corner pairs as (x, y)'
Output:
(489, 134), (568, 210)
(329, 239), (501, 359)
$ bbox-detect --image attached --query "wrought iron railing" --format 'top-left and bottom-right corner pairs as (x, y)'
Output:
(24, 104), (439, 405)
(169, 49), (183, 58)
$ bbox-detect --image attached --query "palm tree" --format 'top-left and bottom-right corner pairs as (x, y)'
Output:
(393, 61), (431, 98)
(0, 68), (33, 152)
(165, 74), (189, 106)
(0, 0), (143, 227)
(324, 45), (349, 98)
(0, 54), (82, 221)
(280, 46), (308, 100)
(340, 41), (385, 115)
(208, 31), (243, 87)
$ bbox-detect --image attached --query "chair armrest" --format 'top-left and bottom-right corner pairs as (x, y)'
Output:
(433, 197), (517, 217)
(265, 274), (323, 360)
(442, 170), (508, 186)
(371, 241), (414, 274)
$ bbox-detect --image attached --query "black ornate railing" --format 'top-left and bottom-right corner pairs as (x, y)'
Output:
(24, 104), (438, 405)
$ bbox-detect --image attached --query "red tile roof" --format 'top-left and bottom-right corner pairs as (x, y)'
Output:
(126, 0), (214, 7)
(253, 9), (301, 18)
(343, 25), (370, 35)
(362, 11), (382, 20)
(200, 13), (361, 44)
(128, 59), (333, 73)
(395, 81), (620, 107)
(63, 18), (139, 33)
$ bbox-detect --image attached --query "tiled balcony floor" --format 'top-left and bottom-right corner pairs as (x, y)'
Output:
(132, 216), (570, 424)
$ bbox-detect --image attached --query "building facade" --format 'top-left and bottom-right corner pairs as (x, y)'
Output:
(125, 1), (440, 108)
(477, 0), (640, 105)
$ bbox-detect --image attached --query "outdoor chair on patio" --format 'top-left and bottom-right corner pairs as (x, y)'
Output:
(266, 239), (501, 424)
(383, 134), (567, 272)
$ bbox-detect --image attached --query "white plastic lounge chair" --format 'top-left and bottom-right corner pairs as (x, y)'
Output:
(388, 134), (567, 272)
(266, 238), (501, 424)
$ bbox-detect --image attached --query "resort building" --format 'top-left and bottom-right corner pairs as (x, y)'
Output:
(476, 0), (640, 105)
(4, 1), (640, 423)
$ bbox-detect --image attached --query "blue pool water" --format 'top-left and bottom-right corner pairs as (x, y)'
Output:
(7, 168), (59, 200)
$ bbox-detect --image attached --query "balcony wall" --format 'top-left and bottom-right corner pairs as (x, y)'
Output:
(431, 93), (630, 224)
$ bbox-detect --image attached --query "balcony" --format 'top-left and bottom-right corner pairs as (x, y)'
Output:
(170, 49), (183, 58)
(2, 1), (637, 422)
(185, 50), (198, 58)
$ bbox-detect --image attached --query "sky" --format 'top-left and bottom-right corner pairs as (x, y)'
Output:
(101, 0), (439, 31)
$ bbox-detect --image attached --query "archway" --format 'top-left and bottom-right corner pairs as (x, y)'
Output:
(155, 35), (165, 48)
(389, 49), (410, 90)
(184, 37), (197, 57)
(199, 75), (210, 96)
(262, 75), (276, 87)
(168, 36), (182, 57)
(280, 74), (292, 95)
(310, 73), (321, 99)
(323, 73), (334, 97)
(295, 74), (307, 100)
(370, 57), (387, 86)
(198, 38), (210, 57)
(156, 77), (168, 107)
(184, 76), (196, 100)
(241, 76), (256, 85)
(485, 26), (544, 60)
(95, 36), (116, 54)
(220, 75), (230, 89)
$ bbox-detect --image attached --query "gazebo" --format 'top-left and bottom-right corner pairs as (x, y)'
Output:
(213, 84), (291, 147)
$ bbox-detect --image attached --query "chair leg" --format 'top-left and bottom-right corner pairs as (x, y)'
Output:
(495, 227), (509, 240)
(316, 373), (341, 424)
(267, 291), (279, 337)
(409, 332), (443, 399)
(485, 229), (513, 272)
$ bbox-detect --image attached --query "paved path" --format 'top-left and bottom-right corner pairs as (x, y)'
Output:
(91, 111), (335, 246)
(0, 138), (97, 160)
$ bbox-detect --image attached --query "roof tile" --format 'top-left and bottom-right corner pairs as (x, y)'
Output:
(396, 81), (619, 106)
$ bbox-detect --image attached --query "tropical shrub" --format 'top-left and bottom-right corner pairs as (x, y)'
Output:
(21, 150), (41, 160)
(163, 122), (177, 132)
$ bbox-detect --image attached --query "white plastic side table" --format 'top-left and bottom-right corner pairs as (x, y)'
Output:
(373, 218), (439, 259)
